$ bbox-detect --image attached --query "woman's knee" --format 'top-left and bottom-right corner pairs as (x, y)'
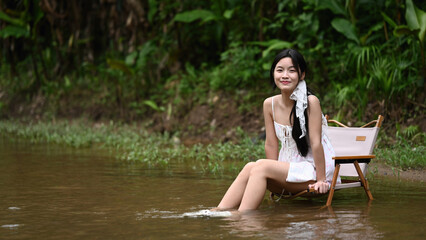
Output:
(252, 159), (288, 180)
(249, 160), (270, 178)
(255, 159), (270, 165)
(243, 161), (256, 171)
(238, 161), (256, 177)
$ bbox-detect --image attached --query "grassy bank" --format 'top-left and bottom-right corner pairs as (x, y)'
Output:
(0, 119), (264, 175)
(0, 119), (424, 174)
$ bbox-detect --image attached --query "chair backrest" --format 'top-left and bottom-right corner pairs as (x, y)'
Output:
(326, 115), (383, 177)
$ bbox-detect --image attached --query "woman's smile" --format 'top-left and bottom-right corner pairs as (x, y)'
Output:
(273, 57), (303, 92)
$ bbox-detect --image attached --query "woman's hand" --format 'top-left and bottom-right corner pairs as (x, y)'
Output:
(309, 181), (330, 194)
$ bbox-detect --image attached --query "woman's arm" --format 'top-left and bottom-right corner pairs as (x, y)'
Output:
(307, 95), (329, 193)
(263, 97), (279, 160)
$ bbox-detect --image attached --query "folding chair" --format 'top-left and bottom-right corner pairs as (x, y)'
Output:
(325, 115), (384, 206)
(270, 115), (384, 206)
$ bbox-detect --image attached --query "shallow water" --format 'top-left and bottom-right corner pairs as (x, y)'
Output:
(1, 137), (425, 239)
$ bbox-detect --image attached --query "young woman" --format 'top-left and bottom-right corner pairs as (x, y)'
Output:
(214, 49), (338, 212)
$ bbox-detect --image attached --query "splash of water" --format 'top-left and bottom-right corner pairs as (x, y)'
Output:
(140, 208), (232, 219)
(182, 209), (232, 218)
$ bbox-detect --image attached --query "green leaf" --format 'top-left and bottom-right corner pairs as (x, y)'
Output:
(393, 25), (419, 37)
(223, 9), (234, 19)
(331, 18), (360, 44)
(405, 0), (426, 43)
(381, 12), (397, 27)
(261, 40), (293, 57)
(316, 0), (347, 17)
(143, 100), (164, 112)
(106, 58), (134, 75)
(134, 41), (156, 69)
(125, 51), (138, 66)
(32, 1), (45, 25)
(0, 11), (25, 26)
(405, 0), (420, 30)
(249, 39), (283, 47)
(360, 23), (383, 45)
(0, 25), (29, 38)
(64, 76), (71, 88)
(148, 0), (157, 23)
(173, 9), (216, 23)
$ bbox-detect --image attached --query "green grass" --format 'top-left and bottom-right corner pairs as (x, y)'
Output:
(0, 120), (265, 175)
(1, 120), (424, 174)
(375, 125), (426, 170)
(376, 139), (426, 171)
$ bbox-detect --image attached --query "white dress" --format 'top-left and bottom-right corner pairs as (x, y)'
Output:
(272, 97), (339, 183)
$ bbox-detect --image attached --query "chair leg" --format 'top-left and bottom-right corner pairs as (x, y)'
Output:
(326, 164), (340, 206)
(353, 161), (373, 201)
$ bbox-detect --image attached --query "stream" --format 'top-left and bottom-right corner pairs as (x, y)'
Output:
(1, 137), (425, 239)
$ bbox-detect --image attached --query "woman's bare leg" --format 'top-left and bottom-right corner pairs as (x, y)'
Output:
(217, 162), (256, 209)
(238, 159), (289, 211)
(216, 159), (312, 212)
(238, 159), (312, 211)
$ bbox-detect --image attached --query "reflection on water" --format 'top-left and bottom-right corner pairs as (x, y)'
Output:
(0, 137), (425, 239)
(222, 204), (382, 239)
(140, 203), (382, 239)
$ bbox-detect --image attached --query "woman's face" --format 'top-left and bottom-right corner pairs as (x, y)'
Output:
(273, 57), (304, 92)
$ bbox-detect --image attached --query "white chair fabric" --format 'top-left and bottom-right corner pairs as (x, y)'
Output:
(327, 126), (380, 177)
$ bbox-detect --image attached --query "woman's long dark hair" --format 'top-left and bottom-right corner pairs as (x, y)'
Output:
(270, 49), (311, 157)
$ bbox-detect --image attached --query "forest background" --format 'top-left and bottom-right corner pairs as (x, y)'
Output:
(0, 0), (425, 171)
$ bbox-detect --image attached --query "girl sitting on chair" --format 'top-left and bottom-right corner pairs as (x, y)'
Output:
(214, 49), (337, 212)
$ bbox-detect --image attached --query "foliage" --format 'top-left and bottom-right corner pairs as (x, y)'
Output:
(377, 137), (426, 171)
(374, 122), (426, 170)
(0, 0), (424, 135)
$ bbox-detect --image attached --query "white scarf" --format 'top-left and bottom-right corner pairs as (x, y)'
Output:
(289, 80), (308, 139)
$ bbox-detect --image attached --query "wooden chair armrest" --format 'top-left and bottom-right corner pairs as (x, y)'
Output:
(361, 120), (379, 128)
(333, 155), (375, 164)
(327, 119), (349, 128)
(333, 155), (375, 160)
(361, 115), (384, 128)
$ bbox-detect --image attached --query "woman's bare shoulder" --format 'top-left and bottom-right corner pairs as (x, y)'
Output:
(307, 95), (323, 115)
(308, 95), (321, 107)
(263, 95), (279, 107)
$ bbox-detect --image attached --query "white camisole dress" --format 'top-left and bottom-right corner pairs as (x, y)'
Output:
(272, 97), (339, 183)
